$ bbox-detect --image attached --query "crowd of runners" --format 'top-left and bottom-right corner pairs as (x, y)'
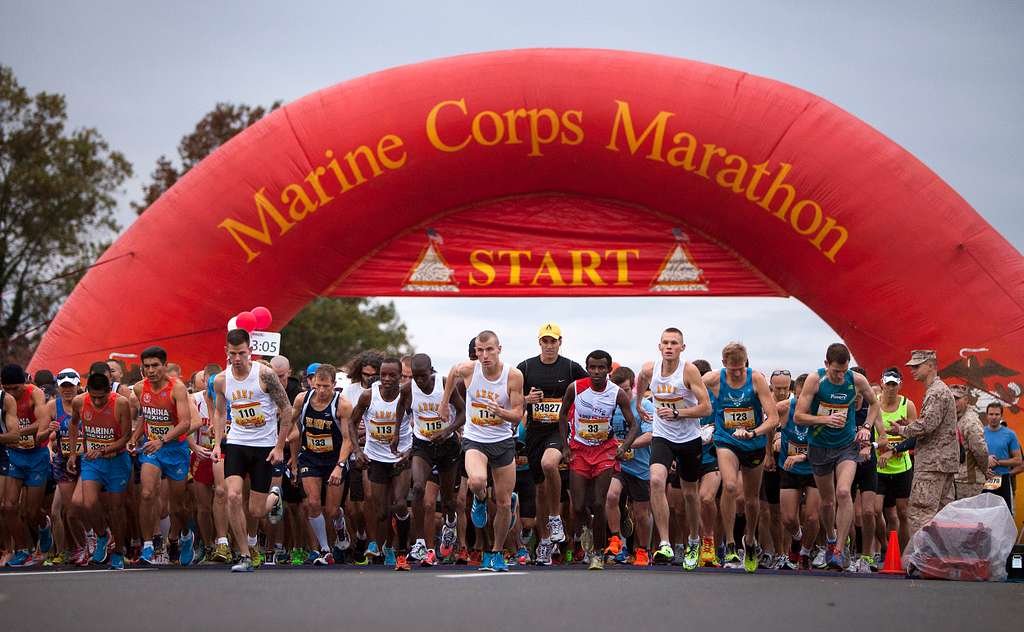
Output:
(0, 323), (1014, 573)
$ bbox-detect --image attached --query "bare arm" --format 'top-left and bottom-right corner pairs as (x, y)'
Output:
(211, 374), (227, 458)
(110, 396), (132, 453)
(635, 362), (654, 421)
(288, 392), (305, 456)
(752, 371), (778, 437)
(261, 367), (293, 454)
(0, 393), (18, 445)
(348, 391), (372, 463)
(503, 368), (525, 425)
(853, 373), (882, 446)
(336, 395), (354, 462)
(680, 362), (712, 419)
(164, 379), (193, 443)
(794, 372), (822, 425)
(129, 383), (146, 446)
(617, 388), (640, 452)
(439, 362), (472, 418)
(558, 383), (577, 449)
(446, 377), (467, 435)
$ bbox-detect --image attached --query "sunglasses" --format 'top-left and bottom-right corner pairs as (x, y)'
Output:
(771, 370), (791, 377)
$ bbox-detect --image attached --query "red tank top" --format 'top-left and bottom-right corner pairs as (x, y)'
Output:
(13, 384), (47, 451)
(82, 394), (124, 455)
(141, 379), (184, 443)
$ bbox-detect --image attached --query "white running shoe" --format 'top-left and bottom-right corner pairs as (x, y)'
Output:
(548, 516), (566, 544)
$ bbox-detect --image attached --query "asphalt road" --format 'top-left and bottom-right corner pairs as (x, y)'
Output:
(1, 564), (1021, 632)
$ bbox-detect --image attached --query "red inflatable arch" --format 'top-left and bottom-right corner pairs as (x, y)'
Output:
(31, 48), (1024, 429)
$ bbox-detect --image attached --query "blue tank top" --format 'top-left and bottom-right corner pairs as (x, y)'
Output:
(810, 368), (857, 448)
(713, 368), (766, 451)
(777, 399), (812, 476)
(701, 388), (717, 465)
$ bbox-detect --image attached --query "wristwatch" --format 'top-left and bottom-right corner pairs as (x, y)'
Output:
(672, 409), (679, 419)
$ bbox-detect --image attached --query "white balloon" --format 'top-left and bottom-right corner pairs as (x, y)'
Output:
(227, 316), (238, 331)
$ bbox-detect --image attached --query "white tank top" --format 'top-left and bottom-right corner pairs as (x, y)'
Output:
(224, 364), (278, 447)
(464, 361), (512, 444)
(572, 379), (620, 447)
(411, 376), (454, 442)
(650, 358), (700, 443)
(363, 383), (411, 463)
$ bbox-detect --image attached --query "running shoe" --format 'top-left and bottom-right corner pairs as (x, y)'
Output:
(364, 540), (381, 560)
(510, 491), (519, 530)
(455, 546), (470, 565)
(776, 554), (795, 570)
(812, 545), (828, 569)
(743, 538), (758, 573)
(38, 516), (53, 554)
(614, 546), (630, 565)
(231, 555), (254, 572)
(421, 549), (439, 566)
(653, 542), (674, 564)
(683, 541), (699, 571)
(673, 543), (687, 566)
(535, 540), (553, 566)
(306, 549), (319, 565)
(394, 554), (411, 571)
(274, 548), (289, 566)
(478, 550), (494, 572)
(333, 512), (350, 550)
(43, 551), (66, 566)
(409, 541), (428, 562)
(564, 546), (575, 564)
(332, 543), (348, 565)
(758, 551), (775, 569)
(588, 554), (604, 570)
(86, 531), (98, 558)
(192, 542), (206, 565)
(826, 541), (844, 571)
(799, 553), (812, 570)
(867, 554), (880, 573)
(139, 543), (155, 565)
(252, 547), (264, 568)
(632, 547), (650, 566)
(268, 486), (284, 525)
(699, 537), (720, 567)
(179, 531), (195, 566)
(491, 552), (509, 572)
(470, 495), (488, 529)
(168, 539), (180, 565)
(439, 519), (458, 558)
(109, 552), (125, 570)
(383, 546), (396, 567)
(5, 550), (31, 567)
(313, 551), (334, 566)
(71, 546), (89, 567)
(722, 543), (742, 569)
(515, 546), (530, 566)
(604, 535), (624, 556)
(580, 526), (594, 557)
(92, 531), (111, 565)
(210, 543), (232, 564)
(468, 549), (483, 566)
(548, 515), (566, 543)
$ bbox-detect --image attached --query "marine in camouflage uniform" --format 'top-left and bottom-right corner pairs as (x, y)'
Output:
(951, 385), (989, 500)
(891, 350), (959, 538)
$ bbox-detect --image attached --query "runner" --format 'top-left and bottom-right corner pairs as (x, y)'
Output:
(66, 371), (133, 569)
(517, 323), (587, 565)
(290, 363), (353, 565)
(1, 364), (52, 567)
(704, 343), (779, 573)
(794, 343), (883, 571)
(47, 369), (87, 565)
(211, 328), (294, 572)
(558, 351), (639, 570)
(0, 385), (16, 565)
(129, 346), (195, 565)
(634, 328), (712, 569)
(440, 330), (525, 572)
(774, 373), (820, 570)
(691, 359), (722, 568)
(396, 353), (466, 567)
(187, 369), (219, 564)
(342, 351), (383, 563)
(874, 368), (917, 557)
(349, 357), (414, 570)
(605, 367), (654, 566)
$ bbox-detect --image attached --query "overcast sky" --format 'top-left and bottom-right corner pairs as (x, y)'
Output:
(2, 1), (1021, 375)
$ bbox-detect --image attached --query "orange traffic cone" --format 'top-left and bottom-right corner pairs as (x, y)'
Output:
(880, 530), (903, 574)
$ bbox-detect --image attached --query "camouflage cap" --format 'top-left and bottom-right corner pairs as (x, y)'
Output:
(905, 350), (937, 366)
(949, 384), (969, 399)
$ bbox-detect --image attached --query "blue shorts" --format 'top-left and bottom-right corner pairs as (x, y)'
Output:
(7, 447), (50, 487)
(0, 446), (9, 477)
(298, 451), (339, 480)
(81, 452), (132, 493)
(138, 442), (190, 481)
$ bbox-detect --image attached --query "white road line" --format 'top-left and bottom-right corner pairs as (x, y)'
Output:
(0, 569), (153, 578)
(435, 572), (529, 578)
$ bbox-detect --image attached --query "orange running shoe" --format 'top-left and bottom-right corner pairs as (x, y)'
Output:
(394, 554), (411, 571)
(468, 549), (482, 566)
(633, 547), (650, 567)
(604, 535), (624, 556)
(455, 546), (470, 565)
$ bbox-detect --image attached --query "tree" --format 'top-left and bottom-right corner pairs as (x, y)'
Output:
(1, 65), (132, 363)
(134, 101), (411, 370)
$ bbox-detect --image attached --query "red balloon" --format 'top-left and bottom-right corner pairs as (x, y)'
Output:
(235, 311), (257, 333)
(251, 306), (272, 330)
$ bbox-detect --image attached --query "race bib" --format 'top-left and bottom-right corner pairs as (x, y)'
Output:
(60, 436), (84, 457)
(533, 398), (562, 423)
(307, 434), (333, 454)
(654, 397), (681, 412)
(818, 404), (848, 419)
(515, 454), (529, 467)
(231, 402), (267, 428)
(575, 417), (611, 442)
(470, 402), (504, 427)
(369, 419), (397, 442)
(787, 442), (808, 456)
(147, 422), (173, 442)
(985, 476), (1003, 491)
(417, 413), (449, 438)
(723, 407), (756, 430)
(16, 418), (35, 449)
